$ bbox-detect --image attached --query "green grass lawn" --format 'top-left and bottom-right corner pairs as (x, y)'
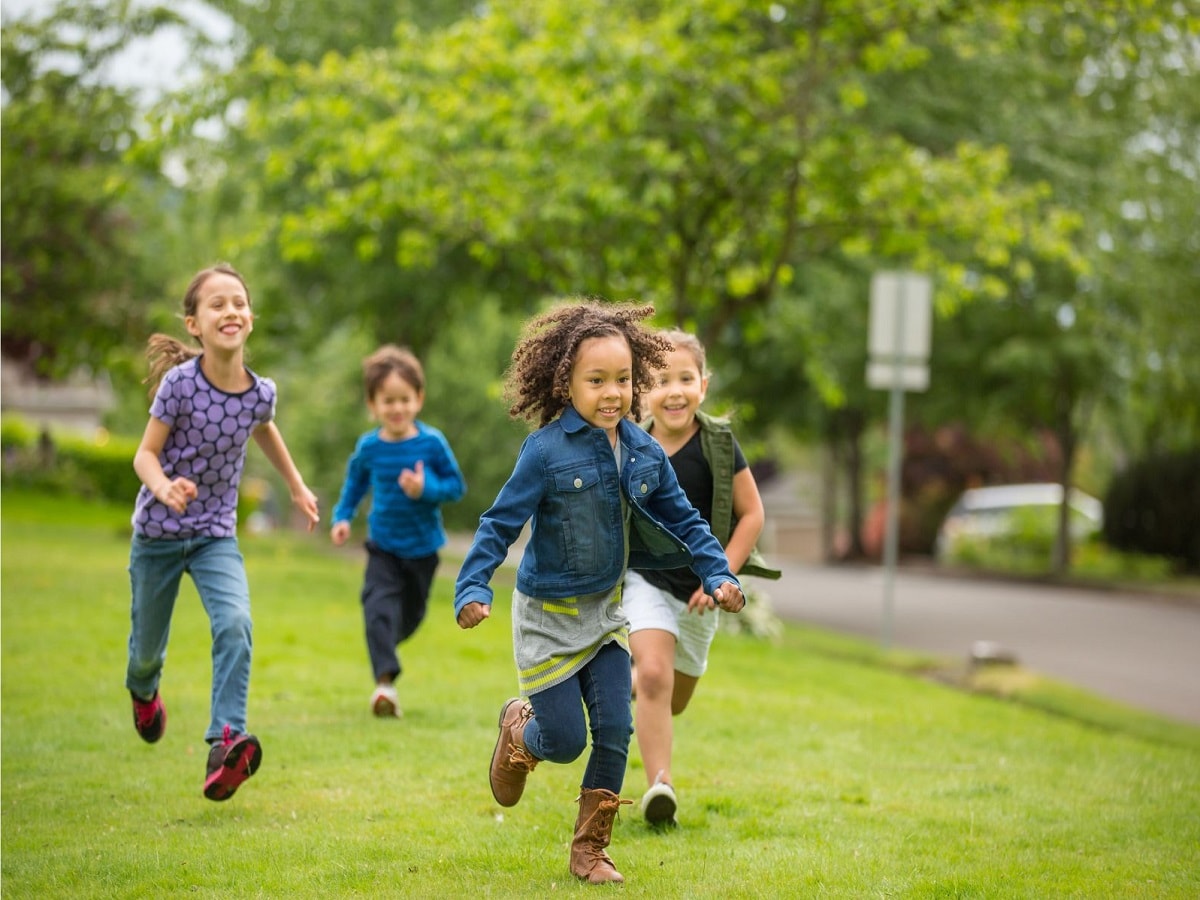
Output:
(3, 489), (1199, 898)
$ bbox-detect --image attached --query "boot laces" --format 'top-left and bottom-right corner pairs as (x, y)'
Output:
(506, 744), (539, 772)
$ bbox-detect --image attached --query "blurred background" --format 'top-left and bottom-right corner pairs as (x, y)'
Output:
(3, 0), (1198, 584)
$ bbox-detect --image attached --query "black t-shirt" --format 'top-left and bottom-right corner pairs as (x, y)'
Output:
(638, 428), (747, 602)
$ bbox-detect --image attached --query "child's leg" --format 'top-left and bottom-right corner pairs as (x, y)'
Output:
(577, 641), (633, 794)
(126, 536), (186, 699)
(623, 570), (684, 788)
(629, 628), (677, 788)
(570, 642), (633, 884)
(524, 678), (589, 765)
(361, 543), (403, 683)
(395, 553), (438, 647)
(188, 537), (253, 742)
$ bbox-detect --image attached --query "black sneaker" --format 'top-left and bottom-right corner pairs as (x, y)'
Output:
(203, 725), (262, 801)
(131, 691), (166, 743)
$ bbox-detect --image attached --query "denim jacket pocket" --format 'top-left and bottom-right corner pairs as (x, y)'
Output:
(627, 463), (662, 503)
(551, 465), (606, 574)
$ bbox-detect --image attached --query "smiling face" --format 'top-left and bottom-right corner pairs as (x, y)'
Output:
(368, 370), (424, 441)
(185, 272), (253, 355)
(568, 334), (634, 444)
(647, 346), (708, 441)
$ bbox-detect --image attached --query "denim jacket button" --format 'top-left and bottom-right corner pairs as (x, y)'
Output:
(574, 477), (583, 488)
(640, 483), (649, 494)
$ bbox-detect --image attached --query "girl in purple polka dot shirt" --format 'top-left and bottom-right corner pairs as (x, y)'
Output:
(125, 263), (320, 802)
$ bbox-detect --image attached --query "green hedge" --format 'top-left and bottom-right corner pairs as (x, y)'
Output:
(2, 416), (141, 505)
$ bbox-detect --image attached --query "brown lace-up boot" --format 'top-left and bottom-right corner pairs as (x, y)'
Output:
(569, 788), (631, 884)
(489, 698), (539, 807)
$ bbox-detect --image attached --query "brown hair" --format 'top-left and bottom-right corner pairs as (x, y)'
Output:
(659, 328), (708, 377)
(143, 263), (251, 395)
(504, 299), (671, 428)
(363, 344), (425, 399)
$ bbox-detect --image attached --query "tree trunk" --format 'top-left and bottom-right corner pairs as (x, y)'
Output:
(821, 434), (839, 562)
(1052, 401), (1078, 576)
(842, 408), (868, 560)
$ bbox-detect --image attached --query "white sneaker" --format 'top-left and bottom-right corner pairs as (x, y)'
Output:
(370, 684), (401, 718)
(641, 771), (677, 826)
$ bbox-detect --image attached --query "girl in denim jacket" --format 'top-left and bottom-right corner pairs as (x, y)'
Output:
(454, 301), (744, 885)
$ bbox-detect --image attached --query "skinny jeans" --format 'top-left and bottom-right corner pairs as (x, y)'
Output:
(522, 641), (632, 795)
(126, 535), (252, 742)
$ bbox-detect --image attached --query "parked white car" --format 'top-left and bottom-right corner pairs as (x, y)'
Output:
(935, 483), (1104, 561)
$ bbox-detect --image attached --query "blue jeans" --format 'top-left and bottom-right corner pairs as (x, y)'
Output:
(127, 535), (252, 742)
(523, 641), (632, 795)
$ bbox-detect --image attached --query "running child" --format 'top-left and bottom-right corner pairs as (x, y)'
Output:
(330, 344), (466, 717)
(126, 263), (320, 801)
(454, 300), (745, 885)
(625, 328), (780, 826)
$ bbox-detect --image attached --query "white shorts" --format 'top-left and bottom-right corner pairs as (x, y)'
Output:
(623, 569), (719, 678)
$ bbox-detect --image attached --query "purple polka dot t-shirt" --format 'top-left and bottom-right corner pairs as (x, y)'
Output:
(132, 357), (276, 540)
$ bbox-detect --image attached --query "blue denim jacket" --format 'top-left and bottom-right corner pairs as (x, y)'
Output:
(453, 406), (740, 618)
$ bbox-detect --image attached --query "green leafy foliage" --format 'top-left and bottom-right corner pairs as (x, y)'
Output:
(0, 1), (185, 377)
(0, 416), (140, 503)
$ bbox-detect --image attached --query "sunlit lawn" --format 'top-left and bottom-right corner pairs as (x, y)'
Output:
(3, 490), (1199, 898)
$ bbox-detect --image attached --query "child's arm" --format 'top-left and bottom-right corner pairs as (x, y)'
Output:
(454, 436), (540, 627)
(411, 432), (467, 504)
(724, 467), (766, 574)
(133, 417), (197, 513)
(329, 439), (371, 541)
(253, 422), (320, 530)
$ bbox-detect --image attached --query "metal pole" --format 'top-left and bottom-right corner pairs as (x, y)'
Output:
(881, 279), (907, 649)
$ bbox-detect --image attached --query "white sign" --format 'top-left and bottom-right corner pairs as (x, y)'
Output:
(867, 361), (929, 392)
(867, 271), (932, 392)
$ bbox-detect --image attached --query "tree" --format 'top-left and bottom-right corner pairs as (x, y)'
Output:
(876, 0), (1199, 571)
(141, 0), (1195, 549)
(178, 1), (1082, 365)
(1, 1), (192, 377)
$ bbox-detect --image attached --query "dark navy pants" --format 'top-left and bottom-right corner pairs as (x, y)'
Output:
(361, 542), (438, 682)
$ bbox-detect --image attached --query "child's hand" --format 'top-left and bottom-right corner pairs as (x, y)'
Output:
(456, 601), (490, 629)
(155, 477), (197, 514)
(399, 460), (425, 499)
(686, 586), (717, 615)
(712, 582), (746, 613)
(292, 485), (320, 532)
(330, 521), (350, 545)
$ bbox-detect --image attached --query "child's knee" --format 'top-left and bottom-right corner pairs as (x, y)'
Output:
(531, 721), (588, 763)
(636, 658), (674, 697)
(212, 609), (252, 644)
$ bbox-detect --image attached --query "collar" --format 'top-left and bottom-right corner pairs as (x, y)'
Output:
(558, 406), (656, 450)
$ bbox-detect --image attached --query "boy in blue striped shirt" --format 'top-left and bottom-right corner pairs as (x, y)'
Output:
(331, 345), (466, 717)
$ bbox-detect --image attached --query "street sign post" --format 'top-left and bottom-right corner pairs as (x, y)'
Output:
(868, 272), (932, 648)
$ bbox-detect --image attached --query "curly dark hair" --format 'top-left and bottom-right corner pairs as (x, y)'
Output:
(504, 299), (672, 428)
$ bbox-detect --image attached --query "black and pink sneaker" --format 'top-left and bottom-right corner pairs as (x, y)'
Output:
(203, 725), (262, 801)
(131, 691), (166, 743)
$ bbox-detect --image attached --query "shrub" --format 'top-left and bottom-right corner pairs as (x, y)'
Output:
(2, 416), (140, 505)
(1103, 449), (1200, 572)
(53, 431), (142, 504)
(1, 416), (39, 453)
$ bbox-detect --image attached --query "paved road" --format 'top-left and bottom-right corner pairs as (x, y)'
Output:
(752, 559), (1200, 726)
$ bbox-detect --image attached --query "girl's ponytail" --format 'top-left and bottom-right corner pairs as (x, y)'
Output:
(144, 334), (200, 396)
